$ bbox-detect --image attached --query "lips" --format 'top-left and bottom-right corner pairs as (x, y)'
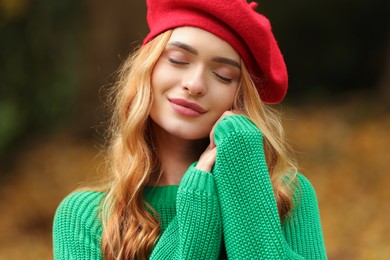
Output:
(168, 98), (206, 114)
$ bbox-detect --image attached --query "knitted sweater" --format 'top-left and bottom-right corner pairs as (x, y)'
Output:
(53, 115), (327, 259)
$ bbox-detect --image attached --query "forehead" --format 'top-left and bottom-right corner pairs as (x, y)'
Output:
(168, 27), (240, 60)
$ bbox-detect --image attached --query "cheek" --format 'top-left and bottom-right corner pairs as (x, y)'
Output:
(151, 63), (163, 90)
(212, 88), (238, 112)
(151, 63), (179, 94)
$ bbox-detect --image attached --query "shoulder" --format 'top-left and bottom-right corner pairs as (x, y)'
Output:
(282, 174), (327, 257)
(55, 191), (105, 220)
(295, 173), (317, 198)
(53, 190), (105, 238)
(287, 173), (321, 220)
(53, 191), (106, 259)
(294, 173), (317, 201)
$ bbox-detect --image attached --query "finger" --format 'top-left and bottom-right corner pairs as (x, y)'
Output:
(196, 147), (217, 172)
(209, 128), (216, 148)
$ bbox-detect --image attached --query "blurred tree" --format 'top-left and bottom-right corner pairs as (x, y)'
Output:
(377, 20), (390, 102)
(0, 0), (149, 168)
(0, 0), (84, 158)
(261, 0), (389, 103)
(74, 0), (147, 142)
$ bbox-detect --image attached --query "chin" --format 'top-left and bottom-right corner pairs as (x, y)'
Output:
(170, 128), (210, 140)
(151, 116), (213, 140)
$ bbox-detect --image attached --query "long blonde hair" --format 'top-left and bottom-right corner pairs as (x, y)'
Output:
(100, 29), (297, 259)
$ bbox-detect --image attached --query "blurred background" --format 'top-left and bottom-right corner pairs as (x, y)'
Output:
(0, 0), (389, 259)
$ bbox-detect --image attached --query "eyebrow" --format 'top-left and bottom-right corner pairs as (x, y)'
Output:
(168, 41), (198, 55)
(167, 41), (241, 69)
(212, 57), (241, 69)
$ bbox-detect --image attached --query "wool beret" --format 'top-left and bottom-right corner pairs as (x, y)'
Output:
(143, 0), (288, 104)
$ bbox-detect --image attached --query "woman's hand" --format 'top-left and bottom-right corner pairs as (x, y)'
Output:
(196, 111), (237, 172)
(195, 144), (217, 172)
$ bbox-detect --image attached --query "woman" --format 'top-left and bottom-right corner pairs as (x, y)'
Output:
(53, 0), (327, 259)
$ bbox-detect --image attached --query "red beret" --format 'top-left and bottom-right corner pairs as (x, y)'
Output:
(143, 0), (288, 104)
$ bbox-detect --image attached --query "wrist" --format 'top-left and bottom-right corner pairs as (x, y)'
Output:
(180, 163), (216, 193)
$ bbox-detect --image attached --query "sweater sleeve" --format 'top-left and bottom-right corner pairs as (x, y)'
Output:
(150, 164), (222, 259)
(52, 191), (104, 260)
(212, 115), (327, 259)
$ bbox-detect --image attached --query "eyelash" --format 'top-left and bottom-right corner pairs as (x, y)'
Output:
(213, 71), (232, 83)
(168, 58), (188, 65)
(169, 57), (232, 83)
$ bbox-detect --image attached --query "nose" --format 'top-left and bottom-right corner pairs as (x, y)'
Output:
(182, 68), (207, 96)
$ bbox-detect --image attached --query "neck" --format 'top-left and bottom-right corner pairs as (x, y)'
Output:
(149, 123), (208, 186)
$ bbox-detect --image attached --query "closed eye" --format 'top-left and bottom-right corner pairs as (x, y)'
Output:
(213, 71), (232, 83)
(168, 58), (189, 65)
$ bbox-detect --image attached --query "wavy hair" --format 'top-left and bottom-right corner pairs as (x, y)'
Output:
(100, 31), (172, 260)
(100, 29), (297, 259)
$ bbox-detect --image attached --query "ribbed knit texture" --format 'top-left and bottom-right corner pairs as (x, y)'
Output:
(53, 191), (105, 259)
(53, 115), (327, 259)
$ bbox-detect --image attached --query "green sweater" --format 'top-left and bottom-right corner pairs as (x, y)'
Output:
(53, 115), (327, 259)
